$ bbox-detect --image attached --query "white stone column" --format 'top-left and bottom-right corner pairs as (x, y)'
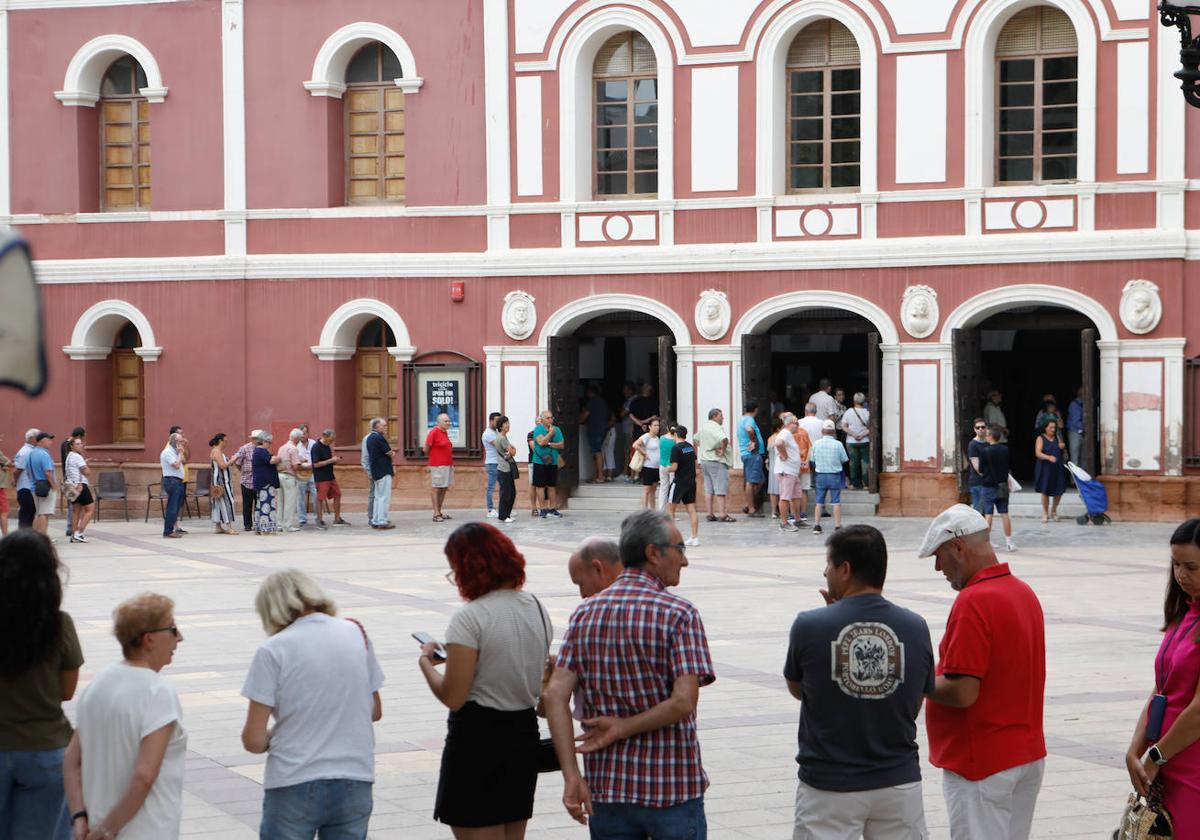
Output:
(1098, 339), (1120, 474)
(881, 344), (902, 471)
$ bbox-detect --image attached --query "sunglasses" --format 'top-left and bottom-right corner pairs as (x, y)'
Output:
(147, 624), (180, 639)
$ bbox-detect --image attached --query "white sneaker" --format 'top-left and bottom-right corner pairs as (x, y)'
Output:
(487, 510), (498, 518)
(684, 537), (700, 547)
(502, 517), (515, 523)
(286, 526), (301, 532)
(1006, 540), (1017, 552)
(75, 533), (89, 543)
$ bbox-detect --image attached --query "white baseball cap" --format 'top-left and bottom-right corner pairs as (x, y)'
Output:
(917, 504), (989, 558)
(821, 419), (836, 431)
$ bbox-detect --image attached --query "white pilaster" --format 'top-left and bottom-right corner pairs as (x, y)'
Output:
(221, 0), (247, 256)
(1157, 28), (1186, 183)
(0, 10), (10, 217)
(1098, 340), (1120, 474)
(881, 344), (902, 472)
(484, 0), (511, 249)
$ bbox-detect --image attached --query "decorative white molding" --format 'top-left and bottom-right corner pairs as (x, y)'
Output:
(55, 34), (168, 107)
(303, 22), (423, 99)
(694, 289), (731, 341)
(63, 299), (161, 360)
(965, 0), (1096, 188)
(537, 293), (690, 346)
(755, 1), (878, 196)
(557, 6), (674, 202)
(1119, 278), (1162, 335)
(938, 283), (1119, 342)
(502, 290), (537, 340)
(900, 285), (939, 339)
(730, 290), (901, 346)
(222, 0), (247, 258)
(311, 298), (415, 361)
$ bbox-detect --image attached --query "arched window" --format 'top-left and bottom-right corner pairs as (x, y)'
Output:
(112, 321), (144, 443)
(593, 32), (658, 199)
(996, 6), (1077, 184)
(345, 42), (406, 204)
(785, 20), (861, 192)
(100, 56), (151, 210)
(356, 318), (398, 439)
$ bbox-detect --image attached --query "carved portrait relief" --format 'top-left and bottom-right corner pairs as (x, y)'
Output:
(900, 285), (939, 340)
(694, 289), (731, 341)
(501, 290), (537, 340)
(1120, 279), (1161, 335)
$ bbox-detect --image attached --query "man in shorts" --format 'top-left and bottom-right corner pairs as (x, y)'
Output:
(981, 425), (1015, 552)
(533, 410), (564, 519)
(310, 429), (348, 529)
(581, 386), (610, 484)
(810, 420), (849, 535)
(738, 400), (766, 517)
(425, 412), (454, 522)
(773, 415), (805, 532)
(29, 431), (59, 536)
(667, 425), (700, 546)
(696, 408), (735, 523)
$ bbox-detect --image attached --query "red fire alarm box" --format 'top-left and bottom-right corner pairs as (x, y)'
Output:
(450, 280), (465, 302)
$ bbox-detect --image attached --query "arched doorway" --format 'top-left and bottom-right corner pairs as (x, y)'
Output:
(112, 321), (144, 443)
(355, 318), (397, 441)
(953, 303), (1101, 481)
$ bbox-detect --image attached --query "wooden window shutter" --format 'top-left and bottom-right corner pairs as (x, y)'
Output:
(997, 6), (1075, 55)
(594, 32), (656, 77)
(788, 20), (859, 68)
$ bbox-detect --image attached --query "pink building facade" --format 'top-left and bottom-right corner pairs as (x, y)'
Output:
(3, 0), (1198, 518)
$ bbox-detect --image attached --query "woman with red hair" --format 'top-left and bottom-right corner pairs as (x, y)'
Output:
(418, 522), (552, 839)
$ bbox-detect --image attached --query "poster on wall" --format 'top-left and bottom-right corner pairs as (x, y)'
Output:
(420, 370), (466, 447)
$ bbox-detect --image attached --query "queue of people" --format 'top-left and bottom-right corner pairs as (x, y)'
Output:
(0, 509), (1197, 839)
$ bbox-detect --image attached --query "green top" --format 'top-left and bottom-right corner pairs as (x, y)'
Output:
(659, 436), (675, 468)
(0, 611), (84, 750)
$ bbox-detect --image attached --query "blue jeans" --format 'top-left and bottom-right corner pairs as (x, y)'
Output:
(0, 748), (71, 840)
(484, 463), (498, 511)
(969, 485), (985, 514)
(741, 455), (765, 486)
(259, 779), (372, 840)
(296, 477), (316, 524)
(814, 472), (843, 506)
(590, 797), (706, 840)
(162, 476), (185, 535)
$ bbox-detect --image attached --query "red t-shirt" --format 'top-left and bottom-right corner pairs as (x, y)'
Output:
(926, 563), (1046, 781)
(425, 427), (453, 466)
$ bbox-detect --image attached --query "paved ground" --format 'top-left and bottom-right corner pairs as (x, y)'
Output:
(54, 506), (1178, 839)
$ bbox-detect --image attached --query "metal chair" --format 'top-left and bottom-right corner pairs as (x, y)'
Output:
(189, 470), (211, 517)
(145, 481), (194, 522)
(94, 471), (129, 522)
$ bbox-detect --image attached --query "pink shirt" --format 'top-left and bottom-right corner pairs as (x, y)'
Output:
(1156, 600), (1200, 820)
(277, 442), (302, 475)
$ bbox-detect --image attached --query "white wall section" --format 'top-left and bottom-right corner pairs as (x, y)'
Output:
(504, 364), (538, 461)
(1116, 41), (1149, 175)
(695, 365), (732, 438)
(895, 53), (947, 184)
(515, 75), (544, 196)
(690, 66), (739, 192)
(902, 363), (938, 465)
(890, 0), (957, 34)
(1121, 359), (1162, 471)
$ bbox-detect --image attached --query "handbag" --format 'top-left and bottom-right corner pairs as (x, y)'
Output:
(629, 447), (645, 474)
(62, 481), (81, 503)
(529, 594), (560, 774)
(1007, 474), (1022, 493)
(212, 483), (225, 500)
(34, 478), (51, 497)
(1113, 784), (1173, 839)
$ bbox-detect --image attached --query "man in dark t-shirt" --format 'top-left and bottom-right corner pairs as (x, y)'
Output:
(982, 425), (1015, 552)
(966, 418), (991, 513)
(310, 429), (348, 529)
(784, 525), (934, 837)
(581, 385), (610, 483)
(667, 426), (699, 546)
(628, 384), (659, 435)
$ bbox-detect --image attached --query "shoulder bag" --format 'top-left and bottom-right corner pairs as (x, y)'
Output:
(529, 594), (560, 774)
(1113, 783), (1172, 839)
(62, 481), (81, 503)
(629, 435), (646, 474)
(34, 478), (51, 497)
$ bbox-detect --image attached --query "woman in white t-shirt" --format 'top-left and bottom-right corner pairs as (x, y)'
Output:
(633, 418), (662, 509)
(773, 415), (804, 532)
(419, 522), (551, 837)
(64, 437), (94, 543)
(240, 569), (384, 839)
(64, 592), (187, 840)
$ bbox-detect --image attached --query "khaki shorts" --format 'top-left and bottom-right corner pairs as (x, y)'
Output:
(701, 461), (728, 495)
(430, 465), (454, 489)
(35, 490), (58, 517)
(777, 473), (804, 502)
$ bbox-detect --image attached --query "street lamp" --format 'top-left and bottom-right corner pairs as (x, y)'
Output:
(1159, 2), (1200, 108)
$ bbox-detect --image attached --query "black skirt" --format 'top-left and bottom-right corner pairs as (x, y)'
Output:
(433, 701), (538, 828)
(640, 467), (660, 486)
(73, 485), (94, 506)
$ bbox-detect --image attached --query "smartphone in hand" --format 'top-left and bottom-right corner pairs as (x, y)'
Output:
(412, 632), (447, 661)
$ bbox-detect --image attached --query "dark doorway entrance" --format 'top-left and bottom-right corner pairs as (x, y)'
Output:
(954, 305), (1100, 483)
(742, 308), (882, 493)
(549, 312), (675, 494)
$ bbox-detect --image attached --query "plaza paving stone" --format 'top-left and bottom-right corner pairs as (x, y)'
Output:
(56, 507), (1180, 839)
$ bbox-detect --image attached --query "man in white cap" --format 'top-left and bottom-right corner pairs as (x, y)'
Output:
(809, 419), (849, 534)
(917, 504), (1046, 840)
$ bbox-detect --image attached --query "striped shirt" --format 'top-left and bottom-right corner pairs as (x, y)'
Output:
(556, 567), (715, 807)
(810, 435), (849, 474)
(229, 443), (256, 489)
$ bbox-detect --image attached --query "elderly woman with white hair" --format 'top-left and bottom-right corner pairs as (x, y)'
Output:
(251, 431), (281, 535)
(241, 569), (384, 839)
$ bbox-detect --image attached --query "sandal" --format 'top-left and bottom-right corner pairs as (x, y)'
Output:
(706, 514), (718, 522)
(719, 515), (737, 523)
(433, 514), (445, 522)
(1041, 515), (1049, 523)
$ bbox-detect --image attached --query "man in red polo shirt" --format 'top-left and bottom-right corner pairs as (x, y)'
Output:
(424, 412), (454, 522)
(918, 504), (1046, 840)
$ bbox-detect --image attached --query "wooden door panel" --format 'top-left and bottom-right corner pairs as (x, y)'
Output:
(952, 328), (982, 491)
(548, 336), (581, 494)
(1081, 327), (1099, 475)
(741, 333), (771, 439)
(867, 332), (881, 495)
(658, 334), (676, 424)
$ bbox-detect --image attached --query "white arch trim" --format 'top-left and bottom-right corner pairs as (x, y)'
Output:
(55, 35), (167, 107)
(538, 294), (691, 346)
(938, 283), (1118, 342)
(755, 1), (879, 195)
(304, 22), (424, 98)
(311, 298), (416, 361)
(63, 299), (161, 361)
(964, 0), (1097, 188)
(730, 291), (900, 346)
(557, 6), (676, 202)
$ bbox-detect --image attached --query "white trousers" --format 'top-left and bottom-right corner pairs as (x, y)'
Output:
(942, 759), (1044, 840)
(793, 778), (928, 840)
(277, 474), (298, 530)
(656, 475), (671, 510)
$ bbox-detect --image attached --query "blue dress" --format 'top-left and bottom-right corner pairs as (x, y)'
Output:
(1033, 434), (1067, 497)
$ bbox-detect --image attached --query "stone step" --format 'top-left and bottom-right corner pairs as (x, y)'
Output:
(567, 487), (880, 516)
(1004, 490), (1090, 519)
(571, 481), (646, 498)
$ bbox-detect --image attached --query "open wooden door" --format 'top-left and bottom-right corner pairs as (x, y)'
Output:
(658, 335), (676, 425)
(1080, 327), (1099, 476)
(548, 336), (581, 498)
(952, 328), (983, 493)
(741, 333), (772, 438)
(867, 332), (881, 494)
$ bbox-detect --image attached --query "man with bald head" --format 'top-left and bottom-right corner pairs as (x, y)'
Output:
(567, 537), (623, 599)
(918, 504), (1046, 840)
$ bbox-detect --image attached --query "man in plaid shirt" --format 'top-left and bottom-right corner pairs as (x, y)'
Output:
(545, 509), (716, 838)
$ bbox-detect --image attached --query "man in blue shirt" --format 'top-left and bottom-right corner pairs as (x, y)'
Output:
(12, 428), (39, 529)
(533, 410), (565, 518)
(28, 431), (59, 536)
(1066, 386), (1085, 466)
(811, 421), (849, 534)
(737, 400), (767, 518)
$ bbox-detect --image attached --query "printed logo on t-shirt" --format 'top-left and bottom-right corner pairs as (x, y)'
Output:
(830, 622), (905, 699)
